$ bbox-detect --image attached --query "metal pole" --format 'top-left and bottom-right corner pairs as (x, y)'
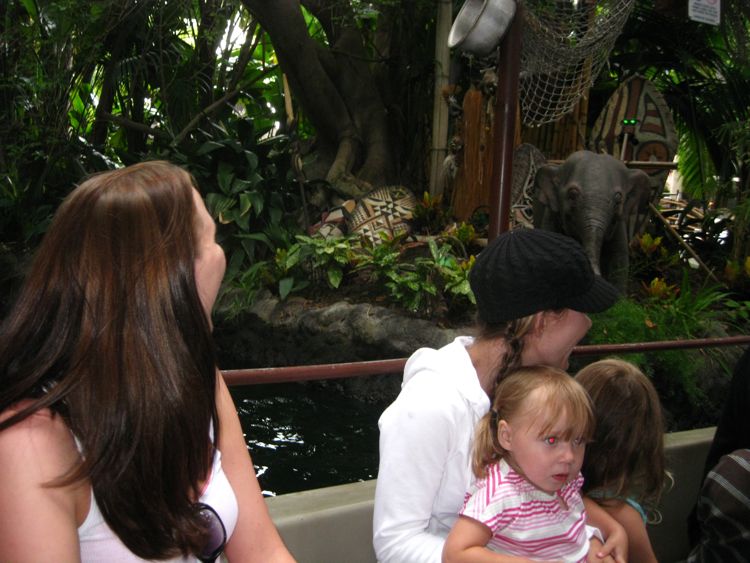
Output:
(488, 7), (523, 240)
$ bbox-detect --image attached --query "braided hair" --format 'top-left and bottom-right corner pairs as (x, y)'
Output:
(475, 313), (538, 396)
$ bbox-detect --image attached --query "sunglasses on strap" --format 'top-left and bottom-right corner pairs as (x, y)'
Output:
(195, 502), (227, 563)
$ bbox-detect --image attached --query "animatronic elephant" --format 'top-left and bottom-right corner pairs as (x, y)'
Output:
(533, 150), (652, 291)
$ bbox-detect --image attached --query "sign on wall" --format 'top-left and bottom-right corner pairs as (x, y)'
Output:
(688, 0), (720, 26)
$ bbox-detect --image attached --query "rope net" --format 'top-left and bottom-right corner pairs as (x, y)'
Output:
(519, 0), (635, 126)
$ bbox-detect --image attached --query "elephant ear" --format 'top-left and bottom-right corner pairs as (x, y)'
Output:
(533, 163), (561, 228)
(623, 168), (652, 241)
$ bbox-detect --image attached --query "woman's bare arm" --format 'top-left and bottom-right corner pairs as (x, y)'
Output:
(216, 374), (295, 562)
(0, 408), (86, 562)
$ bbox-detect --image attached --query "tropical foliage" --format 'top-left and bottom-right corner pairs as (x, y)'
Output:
(600, 0), (750, 266)
(2, 0), (749, 322)
(0, 1), (439, 288)
(2, 0), (276, 245)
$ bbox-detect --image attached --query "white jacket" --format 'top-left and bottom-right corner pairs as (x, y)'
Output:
(373, 336), (490, 562)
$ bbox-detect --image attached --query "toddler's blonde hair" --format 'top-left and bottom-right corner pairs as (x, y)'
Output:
(472, 365), (594, 478)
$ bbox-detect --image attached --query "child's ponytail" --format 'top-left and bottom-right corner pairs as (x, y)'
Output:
(471, 410), (503, 478)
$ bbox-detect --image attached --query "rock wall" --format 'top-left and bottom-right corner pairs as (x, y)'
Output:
(214, 290), (468, 370)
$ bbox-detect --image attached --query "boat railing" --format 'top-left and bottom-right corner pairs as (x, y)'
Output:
(222, 334), (750, 386)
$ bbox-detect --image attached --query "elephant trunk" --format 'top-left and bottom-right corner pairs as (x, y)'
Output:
(580, 224), (606, 276)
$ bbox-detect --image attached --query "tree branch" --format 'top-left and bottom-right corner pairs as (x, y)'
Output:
(172, 88), (243, 145)
(98, 112), (171, 140)
(228, 21), (260, 93)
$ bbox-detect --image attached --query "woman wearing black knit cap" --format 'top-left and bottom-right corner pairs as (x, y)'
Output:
(373, 229), (626, 563)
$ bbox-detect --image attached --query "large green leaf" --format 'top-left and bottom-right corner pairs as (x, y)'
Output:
(278, 277), (294, 300)
(205, 193), (235, 217)
(239, 192), (253, 216)
(196, 141), (225, 156)
(247, 190), (264, 216)
(327, 267), (343, 288)
(19, 0), (38, 19)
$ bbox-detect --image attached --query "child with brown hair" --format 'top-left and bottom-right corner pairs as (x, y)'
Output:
(443, 365), (624, 563)
(575, 358), (669, 563)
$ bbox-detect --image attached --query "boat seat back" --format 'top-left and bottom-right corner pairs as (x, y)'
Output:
(266, 427), (715, 563)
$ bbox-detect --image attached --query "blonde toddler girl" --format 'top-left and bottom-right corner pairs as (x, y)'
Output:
(443, 365), (616, 563)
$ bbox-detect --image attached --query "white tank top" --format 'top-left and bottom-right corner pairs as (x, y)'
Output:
(77, 447), (239, 562)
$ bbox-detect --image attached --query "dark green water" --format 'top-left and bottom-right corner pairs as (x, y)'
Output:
(230, 377), (400, 497)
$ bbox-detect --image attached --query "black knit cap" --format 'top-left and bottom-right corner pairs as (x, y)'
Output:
(469, 229), (620, 324)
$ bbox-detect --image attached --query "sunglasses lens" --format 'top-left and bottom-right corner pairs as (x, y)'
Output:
(196, 504), (227, 562)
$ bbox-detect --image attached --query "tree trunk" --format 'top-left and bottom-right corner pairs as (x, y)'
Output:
(241, 0), (395, 192)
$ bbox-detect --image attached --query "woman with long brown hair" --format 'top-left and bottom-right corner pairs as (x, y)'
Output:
(0, 161), (293, 562)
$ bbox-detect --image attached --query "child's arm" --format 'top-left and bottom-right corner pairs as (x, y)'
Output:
(587, 537), (616, 563)
(602, 501), (658, 563)
(583, 497), (628, 563)
(442, 515), (553, 563)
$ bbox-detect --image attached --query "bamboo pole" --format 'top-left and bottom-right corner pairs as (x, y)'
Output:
(428, 0), (453, 198)
(649, 203), (722, 286)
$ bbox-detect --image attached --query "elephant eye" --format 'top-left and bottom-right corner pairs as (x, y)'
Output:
(567, 186), (580, 200)
(613, 191), (623, 204)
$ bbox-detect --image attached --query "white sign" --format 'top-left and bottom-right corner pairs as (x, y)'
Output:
(689, 0), (721, 26)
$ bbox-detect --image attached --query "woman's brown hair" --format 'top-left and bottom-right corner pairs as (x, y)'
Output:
(0, 161), (218, 558)
(472, 365), (594, 478)
(575, 358), (667, 516)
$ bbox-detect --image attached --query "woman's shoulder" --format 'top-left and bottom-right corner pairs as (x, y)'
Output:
(403, 339), (477, 392)
(0, 403), (79, 471)
(1, 400), (65, 429)
(0, 404), (90, 558)
(0, 402), (85, 504)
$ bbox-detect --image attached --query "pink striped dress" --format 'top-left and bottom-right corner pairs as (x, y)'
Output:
(460, 459), (594, 562)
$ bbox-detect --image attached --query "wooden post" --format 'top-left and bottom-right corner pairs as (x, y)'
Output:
(488, 7), (523, 240)
(429, 0), (453, 198)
